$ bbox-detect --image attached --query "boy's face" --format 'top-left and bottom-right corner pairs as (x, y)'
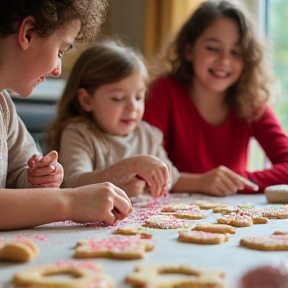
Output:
(86, 71), (146, 137)
(13, 19), (80, 97)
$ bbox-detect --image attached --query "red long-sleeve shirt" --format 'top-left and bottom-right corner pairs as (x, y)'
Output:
(143, 77), (288, 192)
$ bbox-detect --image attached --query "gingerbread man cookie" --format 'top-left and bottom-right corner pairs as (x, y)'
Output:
(14, 261), (112, 288)
(125, 264), (226, 288)
(75, 235), (154, 259)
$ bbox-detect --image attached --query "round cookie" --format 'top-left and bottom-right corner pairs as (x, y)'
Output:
(265, 185), (288, 203)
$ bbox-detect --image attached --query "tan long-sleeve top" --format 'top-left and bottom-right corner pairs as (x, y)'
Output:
(0, 91), (39, 188)
(59, 120), (180, 188)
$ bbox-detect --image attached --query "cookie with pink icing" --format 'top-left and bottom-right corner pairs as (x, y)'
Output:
(14, 260), (112, 288)
(143, 214), (189, 229)
(240, 235), (288, 251)
(217, 213), (253, 227)
(178, 230), (229, 244)
(75, 235), (154, 259)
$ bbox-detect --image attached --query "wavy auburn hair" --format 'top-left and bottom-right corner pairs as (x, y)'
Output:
(150, 0), (271, 121)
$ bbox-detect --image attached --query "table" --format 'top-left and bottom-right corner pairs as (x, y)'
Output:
(0, 193), (287, 288)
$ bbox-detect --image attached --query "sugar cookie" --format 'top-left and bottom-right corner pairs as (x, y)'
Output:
(0, 239), (39, 262)
(192, 200), (228, 210)
(217, 213), (253, 227)
(125, 264), (226, 288)
(14, 260), (112, 288)
(240, 235), (288, 251)
(161, 203), (200, 212)
(178, 230), (229, 244)
(192, 223), (236, 234)
(75, 235), (154, 259)
(113, 226), (152, 239)
(143, 214), (189, 229)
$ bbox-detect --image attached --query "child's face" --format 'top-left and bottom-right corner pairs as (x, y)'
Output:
(89, 71), (146, 136)
(15, 20), (80, 97)
(185, 17), (244, 95)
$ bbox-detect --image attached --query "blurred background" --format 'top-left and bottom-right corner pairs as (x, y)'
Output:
(12, 0), (288, 170)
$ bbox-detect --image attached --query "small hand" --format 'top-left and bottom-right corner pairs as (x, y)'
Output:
(119, 175), (147, 198)
(198, 166), (257, 197)
(134, 155), (170, 198)
(27, 150), (64, 188)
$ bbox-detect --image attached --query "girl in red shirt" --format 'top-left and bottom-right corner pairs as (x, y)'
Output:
(144, 0), (288, 195)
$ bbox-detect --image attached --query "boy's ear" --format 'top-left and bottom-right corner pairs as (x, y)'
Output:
(77, 88), (93, 112)
(18, 16), (36, 50)
(184, 43), (194, 61)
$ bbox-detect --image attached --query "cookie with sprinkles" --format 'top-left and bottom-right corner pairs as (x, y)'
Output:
(161, 203), (200, 213)
(236, 208), (269, 224)
(178, 230), (229, 244)
(240, 235), (288, 251)
(125, 264), (226, 288)
(14, 261), (112, 288)
(192, 223), (236, 234)
(75, 235), (154, 259)
(192, 200), (228, 210)
(143, 214), (189, 229)
(213, 206), (237, 213)
(217, 213), (253, 227)
(261, 207), (288, 219)
(112, 226), (152, 239)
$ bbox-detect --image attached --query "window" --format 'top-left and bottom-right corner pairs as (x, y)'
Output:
(267, 0), (288, 133)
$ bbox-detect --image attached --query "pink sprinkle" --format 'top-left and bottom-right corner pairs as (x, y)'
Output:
(31, 235), (48, 241)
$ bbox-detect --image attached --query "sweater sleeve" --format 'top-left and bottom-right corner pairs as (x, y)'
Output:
(143, 78), (173, 146)
(238, 107), (288, 192)
(59, 122), (96, 187)
(146, 123), (180, 187)
(3, 92), (39, 188)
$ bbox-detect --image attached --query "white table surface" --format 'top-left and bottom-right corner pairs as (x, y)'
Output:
(0, 193), (287, 288)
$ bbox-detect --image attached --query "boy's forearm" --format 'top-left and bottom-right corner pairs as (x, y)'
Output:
(0, 188), (71, 231)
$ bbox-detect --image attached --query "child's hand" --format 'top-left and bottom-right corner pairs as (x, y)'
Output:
(197, 165), (257, 196)
(27, 150), (64, 188)
(133, 155), (170, 198)
(70, 182), (132, 225)
(120, 176), (147, 198)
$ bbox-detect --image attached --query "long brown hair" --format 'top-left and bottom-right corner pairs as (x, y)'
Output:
(150, 0), (271, 121)
(46, 38), (148, 152)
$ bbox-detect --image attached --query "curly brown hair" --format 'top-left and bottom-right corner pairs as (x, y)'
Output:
(150, 0), (271, 122)
(0, 0), (108, 43)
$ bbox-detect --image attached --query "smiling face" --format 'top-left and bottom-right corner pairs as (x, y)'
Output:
(85, 71), (146, 137)
(186, 17), (244, 96)
(12, 19), (80, 97)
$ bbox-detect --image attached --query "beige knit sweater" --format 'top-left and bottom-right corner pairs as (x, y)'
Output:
(59, 120), (180, 188)
(0, 91), (39, 188)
